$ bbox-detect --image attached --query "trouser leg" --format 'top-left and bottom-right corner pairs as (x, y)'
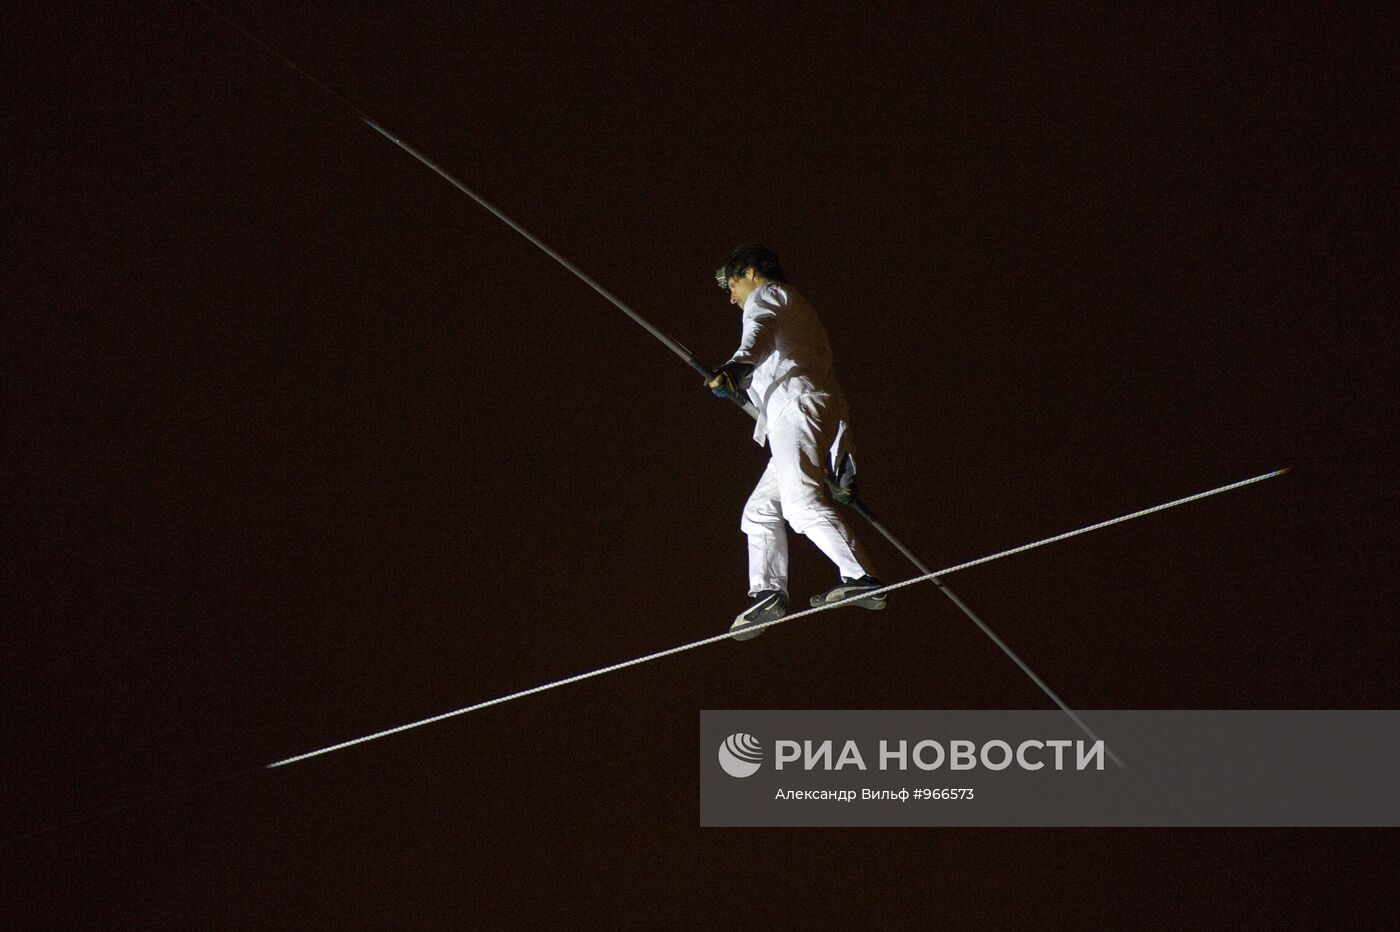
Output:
(740, 459), (789, 595)
(768, 394), (876, 580)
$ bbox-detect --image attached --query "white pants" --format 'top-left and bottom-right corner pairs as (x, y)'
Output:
(741, 393), (875, 594)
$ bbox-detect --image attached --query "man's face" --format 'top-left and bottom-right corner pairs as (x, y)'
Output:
(726, 268), (759, 307)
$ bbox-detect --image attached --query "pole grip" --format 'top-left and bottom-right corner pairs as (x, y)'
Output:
(696, 358), (760, 421)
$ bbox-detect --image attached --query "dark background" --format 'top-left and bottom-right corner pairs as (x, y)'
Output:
(5, 1), (1397, 927)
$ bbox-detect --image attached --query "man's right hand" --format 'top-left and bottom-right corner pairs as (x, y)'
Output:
(707, 370), (738, 398)
(706, 362), (753, 399)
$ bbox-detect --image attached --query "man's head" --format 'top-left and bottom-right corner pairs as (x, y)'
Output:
(715, 243), (788, 307)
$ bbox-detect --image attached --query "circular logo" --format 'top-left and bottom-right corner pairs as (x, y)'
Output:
(718, 733), (763, 778)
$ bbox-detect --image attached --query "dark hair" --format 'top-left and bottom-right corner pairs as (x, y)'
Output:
(715, 243), (788, 290)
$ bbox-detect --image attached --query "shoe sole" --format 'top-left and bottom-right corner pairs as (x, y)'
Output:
(730, 597), (787, 641)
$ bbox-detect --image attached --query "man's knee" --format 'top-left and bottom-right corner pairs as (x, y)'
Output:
(741, 493), (784, 533)
(777, 483), (841, 535)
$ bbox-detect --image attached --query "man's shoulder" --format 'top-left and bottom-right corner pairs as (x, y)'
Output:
(748, 281), (798, 311)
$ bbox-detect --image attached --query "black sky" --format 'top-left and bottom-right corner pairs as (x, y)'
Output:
(5, 1), (1399, 927)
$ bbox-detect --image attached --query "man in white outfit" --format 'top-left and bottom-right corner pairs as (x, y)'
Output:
(706, 244), (886, 640)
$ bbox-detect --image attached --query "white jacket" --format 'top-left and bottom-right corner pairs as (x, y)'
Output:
(725, 282), (850, 449)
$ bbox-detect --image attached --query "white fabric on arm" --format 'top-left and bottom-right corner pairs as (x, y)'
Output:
(726, 294), (777, 369)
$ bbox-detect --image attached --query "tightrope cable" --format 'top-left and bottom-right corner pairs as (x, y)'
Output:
(267, 468), (1286, 768)
(6, 7), (1295, 845)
